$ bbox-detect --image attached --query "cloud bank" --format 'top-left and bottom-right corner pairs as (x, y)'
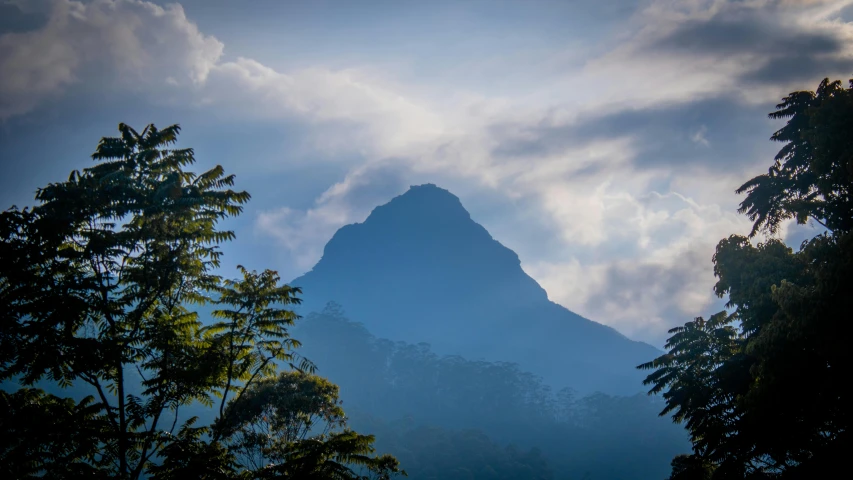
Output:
(1, 0), (847, 344)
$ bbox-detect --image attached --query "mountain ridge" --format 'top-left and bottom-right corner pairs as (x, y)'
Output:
(292, 183), (660, 394)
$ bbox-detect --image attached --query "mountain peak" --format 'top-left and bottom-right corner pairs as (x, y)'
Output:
(291, 185), (660, 394)
(362, 183), (471, 227)
(403, 183), (452, 195)
(306, 183), (527, 284)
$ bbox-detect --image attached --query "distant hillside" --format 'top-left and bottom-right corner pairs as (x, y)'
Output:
(293, 305), (688, 480)
(291, 184), (660, 394)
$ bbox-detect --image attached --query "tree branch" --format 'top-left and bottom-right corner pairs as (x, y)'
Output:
(810, 216), (833, 233)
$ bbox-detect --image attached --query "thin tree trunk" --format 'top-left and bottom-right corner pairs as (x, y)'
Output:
(118, 361), (128, 477)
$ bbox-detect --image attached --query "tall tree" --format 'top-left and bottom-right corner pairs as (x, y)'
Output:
(0, 123), (399, 479)
(640, 79), (852, 479)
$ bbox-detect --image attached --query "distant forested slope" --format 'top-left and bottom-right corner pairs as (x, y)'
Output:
(294, 303), (689, 480)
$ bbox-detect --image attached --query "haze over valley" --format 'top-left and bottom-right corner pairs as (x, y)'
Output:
(1, 1), (850, 479)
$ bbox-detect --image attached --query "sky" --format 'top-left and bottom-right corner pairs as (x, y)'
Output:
(1, 0), (851, 347)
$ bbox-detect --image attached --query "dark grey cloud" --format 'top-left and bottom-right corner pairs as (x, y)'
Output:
(583, 244), (728, 346)
(654, 15), (841, 57)
(588, 248), (705, 310)
(638, 1), (853, 88)
(840, 2), (853, 22)
(491, 96), (777, 171)
(0, 2), (47, 33)
(743, 53), (853, 84)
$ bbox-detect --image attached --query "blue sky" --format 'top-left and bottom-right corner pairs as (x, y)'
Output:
(1, 0), (850, 346)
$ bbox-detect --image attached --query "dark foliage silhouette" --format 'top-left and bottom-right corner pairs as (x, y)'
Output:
(640, 78), (852, 479)
(0, 123), (400, 479)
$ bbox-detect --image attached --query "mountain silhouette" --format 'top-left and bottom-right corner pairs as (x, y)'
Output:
(292, 184), (660, 394)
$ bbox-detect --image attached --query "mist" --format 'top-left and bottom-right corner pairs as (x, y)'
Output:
(2, 1), (849, 479)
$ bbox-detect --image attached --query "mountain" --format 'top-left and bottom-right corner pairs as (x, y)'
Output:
(291, 184), (660, 394)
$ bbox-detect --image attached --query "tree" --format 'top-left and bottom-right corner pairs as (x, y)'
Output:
(667, 455), (715, 480)
(640, 79), (852, 479)
(0, 123), (399, 479)
(214, 371), (402, 479)
(737, 78), (853, 236)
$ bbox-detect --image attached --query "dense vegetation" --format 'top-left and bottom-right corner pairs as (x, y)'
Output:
(0, 124), (402, 479)
(640, 78), (852, 479)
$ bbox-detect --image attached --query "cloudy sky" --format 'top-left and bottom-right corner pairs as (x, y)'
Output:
(1, 0), (850, 346)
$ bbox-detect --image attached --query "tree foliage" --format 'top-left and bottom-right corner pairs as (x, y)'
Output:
(215, 371), (402, 479)
(0, 123), (399, 479)
(737, 78), (853, 236)
(640, 79), (852, 479)
(0, 388), (111, 479)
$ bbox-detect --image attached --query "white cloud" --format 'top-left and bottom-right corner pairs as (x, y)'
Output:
(255, 205), (347, 272)
(0, 0), (223, 119)
(203, 59), (446, 159)
(2, 0), (845, 345)
(229, 0), (838, 344)
(0, 0), (443, 160)
(255, 161), (413, 272)
(691, 125), (710, 147)
(525, 191), (752, 343)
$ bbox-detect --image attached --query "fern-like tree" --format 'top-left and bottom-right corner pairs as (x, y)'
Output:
(639, 79), (852, 479)
(0, 123), (401, 479)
